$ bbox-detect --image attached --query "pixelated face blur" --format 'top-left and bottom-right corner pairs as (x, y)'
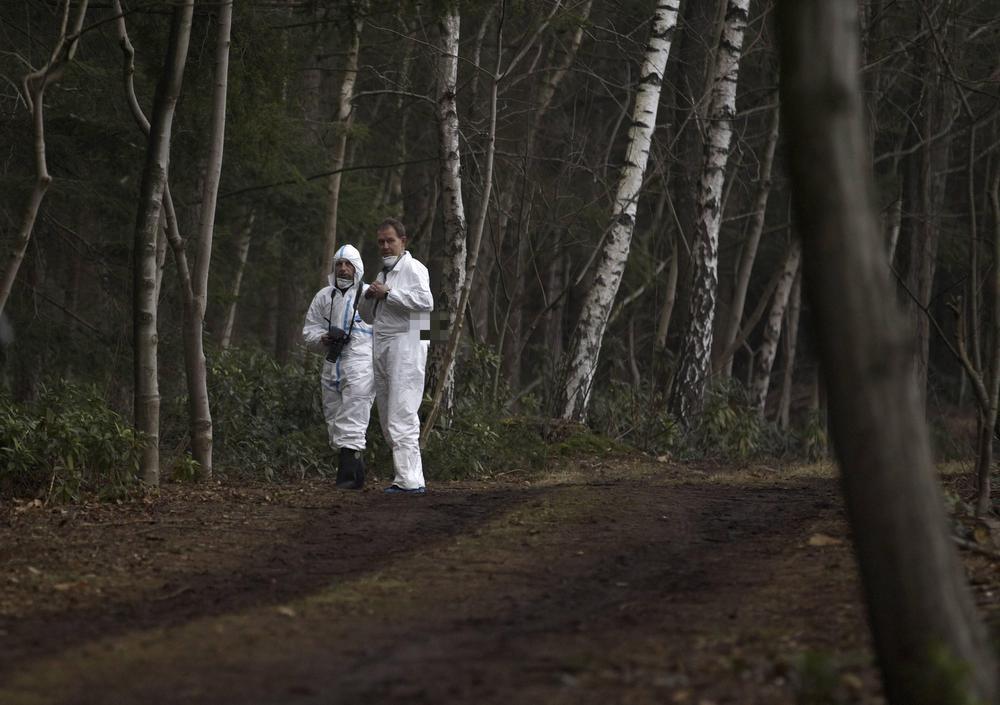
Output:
(334, 259), (356, 279)
(376, 225), (406, 257)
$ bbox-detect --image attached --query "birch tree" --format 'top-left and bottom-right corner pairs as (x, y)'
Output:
(669, 0), (751, 423)
(425, 7), (466, 419)
(421, 2), (503, 442)
(132, 0), (195, 486)
(0, 0), (89, 319)
(750, 238), (801, 417)
(116, 0), (231, 479)
(185, 0), (233, 479)
(558, 1), (680, 421)
(778, 2), (998, 703)
(319, 3), (365, 283)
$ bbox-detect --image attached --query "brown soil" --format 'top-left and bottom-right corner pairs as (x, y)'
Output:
(1, 457), (998, 705)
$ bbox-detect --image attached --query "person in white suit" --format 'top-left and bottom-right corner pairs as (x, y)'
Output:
(302, 244), (374, 488)
(358, 218), (433, 494)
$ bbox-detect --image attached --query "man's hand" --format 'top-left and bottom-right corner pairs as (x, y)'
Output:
(321, 333), (332, 344)
(367, 281), (390, 300)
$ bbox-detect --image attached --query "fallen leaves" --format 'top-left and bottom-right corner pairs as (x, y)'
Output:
(807, 533), (843, 547)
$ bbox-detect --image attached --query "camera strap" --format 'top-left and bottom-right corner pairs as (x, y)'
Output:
(327, 279), (362, 337)
(373, 253), (403, 320)
(345, 278), (362, 338)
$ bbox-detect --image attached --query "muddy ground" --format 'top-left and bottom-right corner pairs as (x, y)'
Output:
(1, 455), (998, 705)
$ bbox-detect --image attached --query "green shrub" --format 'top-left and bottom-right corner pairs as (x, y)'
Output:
(205, 347), (331, 479)
(0, 383), (145, 501)
(587, 380), (681, 454)
(419, 343), (548, 480)
(797, 409), (829, 461)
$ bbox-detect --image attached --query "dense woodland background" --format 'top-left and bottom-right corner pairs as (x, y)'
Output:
(1, 0), (999, 498)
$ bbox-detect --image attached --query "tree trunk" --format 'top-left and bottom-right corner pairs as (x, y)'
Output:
(559, 1), (680, 421)
(669, 0), (750, 423)
(0, 0), (89, 319)
(777, 269), (801, 430)
(750, 239), (801, 417)
(655, 231), (680, 351)
(420, 3), (502, 444)
(718, 101), (780, 378)
(319, 9), (364, 284)
(184, 0), (232, 480)
(220, 210), (255, 351)
(133, 1), (195, 486)
(426, 7), (467, 420)
(778, 4), (998, 704)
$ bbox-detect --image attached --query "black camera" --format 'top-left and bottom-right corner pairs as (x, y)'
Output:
(326, 326), (350, 363)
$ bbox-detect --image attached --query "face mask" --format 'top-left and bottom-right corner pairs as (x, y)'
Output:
(335, 277), (354, 290)
(382, 254), (400, 269)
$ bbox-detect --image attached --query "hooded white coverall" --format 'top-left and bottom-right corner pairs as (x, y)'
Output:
(358, 251), (433, 489)
(302, 244), (374, 452)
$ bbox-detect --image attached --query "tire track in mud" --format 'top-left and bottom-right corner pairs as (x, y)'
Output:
(0, 475), (870, 705)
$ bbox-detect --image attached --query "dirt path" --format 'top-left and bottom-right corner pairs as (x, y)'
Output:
(1, 459), (995, 704)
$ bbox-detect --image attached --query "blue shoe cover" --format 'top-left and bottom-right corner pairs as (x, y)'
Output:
(384, 485), (426, 495)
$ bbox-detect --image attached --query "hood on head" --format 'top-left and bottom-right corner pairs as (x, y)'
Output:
(328, 243), (365, 288)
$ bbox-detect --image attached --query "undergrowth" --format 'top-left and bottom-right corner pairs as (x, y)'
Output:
(0, 382), (144, 502)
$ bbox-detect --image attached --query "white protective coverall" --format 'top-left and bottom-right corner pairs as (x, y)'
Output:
(358, 251), (433, 489)
(302, 244), (374, 452)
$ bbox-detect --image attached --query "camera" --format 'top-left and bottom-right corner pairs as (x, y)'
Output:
(326, 326), (350, 363)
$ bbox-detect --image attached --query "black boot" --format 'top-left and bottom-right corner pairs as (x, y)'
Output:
(336, 447), (365, 489)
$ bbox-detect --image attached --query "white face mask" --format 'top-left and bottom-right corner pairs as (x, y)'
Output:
(382, 254), (400, 269)
(335, 277), (354, 290)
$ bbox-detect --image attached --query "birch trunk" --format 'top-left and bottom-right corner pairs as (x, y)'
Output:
(718, 101), (780, 378)
(133, 1), (195, 486)
(559, 1), (680, 421)
(319, 9), (364, 284)
(184, 0), (232, 480)
(778, 3), (998, 703)
(220, 210), (255, 350)
(750, 239), (801, 417)
(426, 8), (466, 420)
(420, 5), (502, 444)
(669, 0), (750, 423)
(0, 0), (89, 319)
(777, 269), (801, 430)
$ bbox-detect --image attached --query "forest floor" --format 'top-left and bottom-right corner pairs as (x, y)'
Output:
(1, 452), (998, 705)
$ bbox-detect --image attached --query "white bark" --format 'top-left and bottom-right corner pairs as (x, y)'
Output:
(133, 1), (195, 486)
(719, 102), (780, 378)
(0, 0), (89, 319)
(750, 239), (802, 417)
(426, 8), (466, 419)
(184, 0), (232, 480)
(420, 5), (502, 443)
(559, 1), (680, 421)
(319, 8), (364, 284)
(670, 0), (750, 423)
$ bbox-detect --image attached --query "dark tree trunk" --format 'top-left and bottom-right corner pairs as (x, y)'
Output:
(778, 3), (998, 705)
